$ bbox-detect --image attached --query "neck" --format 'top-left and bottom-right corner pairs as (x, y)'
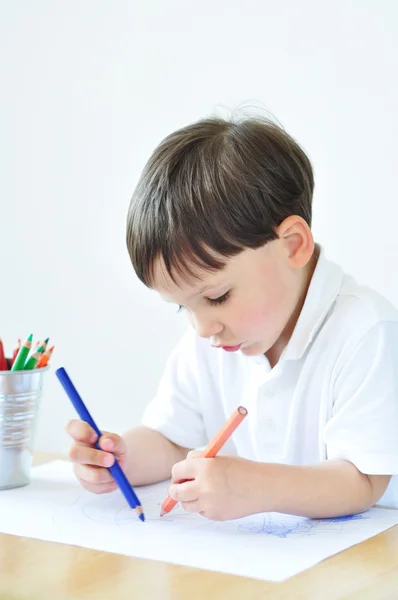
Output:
(265, 246), (319, 368)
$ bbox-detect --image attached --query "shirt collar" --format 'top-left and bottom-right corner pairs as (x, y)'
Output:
(279, 244), (344, 362)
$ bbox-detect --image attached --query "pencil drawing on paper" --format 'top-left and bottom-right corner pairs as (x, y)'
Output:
(237, 512), (369, 538)
(74, 490), (370, 538)
(80, 492), (198, 527)
(6, 461), (398, 585)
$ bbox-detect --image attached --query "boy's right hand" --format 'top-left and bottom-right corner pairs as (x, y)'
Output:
(66, 419), (128, 494)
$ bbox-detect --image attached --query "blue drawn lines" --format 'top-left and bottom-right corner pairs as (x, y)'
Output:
(238, 514), (304, 538)
(76, 490), (371, 537)
(237, 511), (369, 538)
(318, 512), (369, 524)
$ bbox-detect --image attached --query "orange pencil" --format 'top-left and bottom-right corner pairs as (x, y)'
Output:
(36, 345), (54, 368)
(160, 405), (248, 516)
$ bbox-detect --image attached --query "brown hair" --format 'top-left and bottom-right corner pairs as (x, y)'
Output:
(126, 115), (314, 287)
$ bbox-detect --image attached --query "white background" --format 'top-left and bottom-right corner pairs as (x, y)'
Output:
(0, 1), (397, 454)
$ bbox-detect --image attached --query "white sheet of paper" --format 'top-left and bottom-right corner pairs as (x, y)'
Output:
(1, 460), (398, 582)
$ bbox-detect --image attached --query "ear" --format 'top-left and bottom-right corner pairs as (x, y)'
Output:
(276, 215), (314, 269)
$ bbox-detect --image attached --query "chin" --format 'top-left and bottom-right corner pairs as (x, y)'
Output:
(240, 343), (267, 357)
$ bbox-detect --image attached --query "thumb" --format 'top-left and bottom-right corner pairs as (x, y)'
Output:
(98, 433), (127, 458)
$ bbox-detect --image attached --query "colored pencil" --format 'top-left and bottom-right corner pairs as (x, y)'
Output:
(35, 341), (46, 353)
(24, 345), (44, 370)
(12, 339), (21, 367)
(55, 367), (145, 522)
(35, 345), (54, 368)
(11, 334), (33, 371)
(40, 338), (49, 352)
(160, 406), (248, 517)
(0, 338), (7, 371)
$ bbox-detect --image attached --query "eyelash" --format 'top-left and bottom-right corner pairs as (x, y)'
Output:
(208, 291), (230, 306)
(177, 292), (230, 313)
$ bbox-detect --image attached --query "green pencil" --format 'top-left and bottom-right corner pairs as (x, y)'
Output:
(11, 334), (33, 371)
(24, 345), (44, 370)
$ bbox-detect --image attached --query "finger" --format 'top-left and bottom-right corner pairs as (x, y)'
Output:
(186, 450), (203, 460)
(69, 444), (115, 468)
(181, 499), (202, 514)
(168, 480), (199, 503)
(171, 458), (201, 483)
(66, 420), (98, 444)
(74, 463), (115, 485)
(98, 433), (126, 458)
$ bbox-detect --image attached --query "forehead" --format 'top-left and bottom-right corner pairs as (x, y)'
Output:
(150, 244), (275, 300)
(151, 255), (225, 297)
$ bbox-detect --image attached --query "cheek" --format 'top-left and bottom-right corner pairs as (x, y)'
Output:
(233, 289), (290, 336)
(232, 303), (270, 334)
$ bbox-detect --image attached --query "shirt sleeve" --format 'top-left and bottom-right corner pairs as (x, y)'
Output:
(141, 328), (207, 449)
(324, 321), (398, 475)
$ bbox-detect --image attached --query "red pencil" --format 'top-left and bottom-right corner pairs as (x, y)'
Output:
(0, 338), (7, 371)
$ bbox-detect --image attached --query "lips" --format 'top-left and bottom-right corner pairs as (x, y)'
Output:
(219, 344), (242, 352)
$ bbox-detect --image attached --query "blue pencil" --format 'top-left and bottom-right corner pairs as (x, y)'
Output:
(55, 367), (145, 522)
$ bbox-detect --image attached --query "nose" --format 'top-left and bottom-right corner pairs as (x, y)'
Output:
(188, 312), (223, 339)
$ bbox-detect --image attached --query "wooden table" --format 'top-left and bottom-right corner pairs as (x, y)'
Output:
(1, 453), (398, 600)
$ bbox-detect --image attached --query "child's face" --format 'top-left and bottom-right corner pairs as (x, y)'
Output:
(152, 219), (315, 360)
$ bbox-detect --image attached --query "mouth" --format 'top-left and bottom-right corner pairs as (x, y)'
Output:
(211, 344), (242, 352)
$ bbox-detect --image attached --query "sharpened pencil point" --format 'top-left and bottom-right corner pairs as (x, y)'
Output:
(135, 505), (145, 522)
(160, 511), (165, 517)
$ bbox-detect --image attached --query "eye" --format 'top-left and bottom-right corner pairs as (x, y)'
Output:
(208, 291), (230, 306)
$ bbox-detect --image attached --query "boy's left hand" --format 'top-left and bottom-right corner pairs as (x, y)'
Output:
(168, 450), (256, 520)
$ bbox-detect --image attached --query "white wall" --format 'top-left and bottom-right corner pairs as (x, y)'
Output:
(1, 0), (397, 454)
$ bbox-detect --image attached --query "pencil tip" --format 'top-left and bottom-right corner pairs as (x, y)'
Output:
(160, 511), (165, 517)
(135, 505), (145, 522)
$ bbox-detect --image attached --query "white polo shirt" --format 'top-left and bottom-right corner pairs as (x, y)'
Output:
(142, 245), (398, 508)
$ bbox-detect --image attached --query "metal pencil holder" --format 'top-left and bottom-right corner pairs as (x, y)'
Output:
(0, 364), (49, 489)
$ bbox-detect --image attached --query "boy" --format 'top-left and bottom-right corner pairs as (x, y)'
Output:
(67, 115), (398, 520)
